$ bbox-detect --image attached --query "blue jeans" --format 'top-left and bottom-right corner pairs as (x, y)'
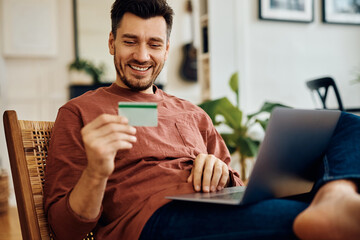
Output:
(140, 112), (360, 240)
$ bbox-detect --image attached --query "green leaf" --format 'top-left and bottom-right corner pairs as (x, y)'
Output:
(229, 72), (240, 108)
(198, 72), (293, 163)
(247, 101), (291, 119)
(235, 136), (259, 157)
(255, 119), (268, 131)
(229, 72), (239, 94)
(199, 97), (243, 129)
(69, 58), (105, 84)
(221, 133), (237, 154)
(199, 98), (227, 125)
(260, 101), (291, 113)
(217, 105), (243, 130)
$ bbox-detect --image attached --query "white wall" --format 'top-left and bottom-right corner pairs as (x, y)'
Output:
(0, 4), (9, 200)
(165, 0), (201, 104)
(3, 0), (74, 121)
(208, 0), (240, 103)
(236, 1), (360, 113)
(0, 0), (11, 206)
(0, 0), (74, 205)
(167, 0), (360, 111)
(77, 0), (115, 82)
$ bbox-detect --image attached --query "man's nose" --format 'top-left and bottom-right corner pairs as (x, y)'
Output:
(133, 44), (150, 62)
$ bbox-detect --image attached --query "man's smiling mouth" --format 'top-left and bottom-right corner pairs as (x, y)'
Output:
(129, 65), (152, 71)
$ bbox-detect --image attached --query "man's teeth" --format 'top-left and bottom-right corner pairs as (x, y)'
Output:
(131, 65), (150, 71)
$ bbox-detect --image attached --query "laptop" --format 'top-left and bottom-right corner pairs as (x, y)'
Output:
(166, 107), (341, 205)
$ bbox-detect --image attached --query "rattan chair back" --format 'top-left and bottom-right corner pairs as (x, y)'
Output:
(3, 110), (53, 240)
(4, 110), (96, 240)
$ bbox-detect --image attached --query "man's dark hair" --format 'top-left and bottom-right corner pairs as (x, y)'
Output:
(111, 0), (174, 40)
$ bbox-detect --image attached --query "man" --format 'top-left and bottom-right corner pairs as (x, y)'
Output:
(44, 0), (360, 239)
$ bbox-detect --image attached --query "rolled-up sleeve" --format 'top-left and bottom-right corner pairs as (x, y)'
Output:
(47, 191), (101, 239)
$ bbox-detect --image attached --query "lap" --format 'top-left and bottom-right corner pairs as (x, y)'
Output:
(140, 113), (360, 240)
(140, 199), (309, 240)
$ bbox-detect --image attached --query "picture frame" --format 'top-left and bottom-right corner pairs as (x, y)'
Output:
(2, 0), (58, 58)
(322, 0), (360, 25)
(259, 0), (314, 23)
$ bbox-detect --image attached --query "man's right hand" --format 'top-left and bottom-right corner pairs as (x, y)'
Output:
(69, 114), (136, 220)
(81, 114), (137, 179)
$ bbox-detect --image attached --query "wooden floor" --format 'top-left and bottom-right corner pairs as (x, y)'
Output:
(0, 207), (22, 240)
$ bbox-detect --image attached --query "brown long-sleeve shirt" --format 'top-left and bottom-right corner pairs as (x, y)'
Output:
(44, 83), (242, 240)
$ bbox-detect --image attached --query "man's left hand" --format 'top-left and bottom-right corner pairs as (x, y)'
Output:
(187, 154), (230, 192)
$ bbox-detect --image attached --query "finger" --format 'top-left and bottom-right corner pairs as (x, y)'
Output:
(210, 161), (223, 192)
(85, 134), (132, 153)
(187, 170), (193, 183)
(192, 154), (206, 192)
(95, 123), (137, 139)
(91, 114), (128, 129)
(90, 138), (134, 156)
(107, 138), (134, 150)
(186, 171), (193, 183)
(85, 131), (137, 157)
(83, 122), (136, 144)
(202, 155), (216, 193)
(82, 114), (129, 134)
(217, 164), (230, 191)
(104, 132), (137, 144)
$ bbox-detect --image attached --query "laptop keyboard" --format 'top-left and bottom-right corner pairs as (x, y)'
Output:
(202, 191), (244, 200)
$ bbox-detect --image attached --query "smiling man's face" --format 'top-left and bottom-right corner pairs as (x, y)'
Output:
(108, 12), (169, 94)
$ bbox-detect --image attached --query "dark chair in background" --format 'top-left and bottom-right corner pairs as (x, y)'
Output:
(306, 77), (360, 113)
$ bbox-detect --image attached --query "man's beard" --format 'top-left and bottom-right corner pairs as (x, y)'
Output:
(114, 56), (164, 92)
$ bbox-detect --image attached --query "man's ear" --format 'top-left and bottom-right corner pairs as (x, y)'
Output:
(108, 32), (115, 55)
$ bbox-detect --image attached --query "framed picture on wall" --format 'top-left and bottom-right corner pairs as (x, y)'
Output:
(259, 0), (314, 23)
(322, 0), (360, 25)
(2, 0), (58, 57)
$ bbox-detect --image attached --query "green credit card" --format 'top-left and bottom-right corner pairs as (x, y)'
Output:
(118, 102), (158, 127)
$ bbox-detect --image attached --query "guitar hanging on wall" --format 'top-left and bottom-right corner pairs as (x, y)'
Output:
(180, 0), (198, 82)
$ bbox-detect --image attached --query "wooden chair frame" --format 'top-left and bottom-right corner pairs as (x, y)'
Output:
(3, 110), (53, 240)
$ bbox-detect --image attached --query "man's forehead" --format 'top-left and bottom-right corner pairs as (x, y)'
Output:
(117, 12), (167, 40)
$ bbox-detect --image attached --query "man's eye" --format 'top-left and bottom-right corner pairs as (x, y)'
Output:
(124, 41), (135, 45)
(150, 44), (162, 48)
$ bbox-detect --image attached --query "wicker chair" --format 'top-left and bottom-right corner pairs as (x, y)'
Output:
(3, 110), (94, 240)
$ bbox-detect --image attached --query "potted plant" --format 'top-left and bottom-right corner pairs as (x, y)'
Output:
(69, 58), (105, 85)
(199, 72), (289, 182)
